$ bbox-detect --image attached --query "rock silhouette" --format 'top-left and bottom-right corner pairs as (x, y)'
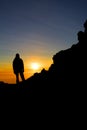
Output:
(1, 21), (87, 127)
(0, 20), (87, 98)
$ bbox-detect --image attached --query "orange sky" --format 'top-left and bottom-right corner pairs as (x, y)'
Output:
(0, 56), (52, 84)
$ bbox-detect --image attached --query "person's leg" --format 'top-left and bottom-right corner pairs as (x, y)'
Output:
(16, 73), (19, 84)
(20, 72), (25, 81)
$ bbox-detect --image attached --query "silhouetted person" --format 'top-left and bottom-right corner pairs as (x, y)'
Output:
(13, 53), (25, 84)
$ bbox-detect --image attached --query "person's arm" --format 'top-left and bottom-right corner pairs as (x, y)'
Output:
(21, 59), (24, 72)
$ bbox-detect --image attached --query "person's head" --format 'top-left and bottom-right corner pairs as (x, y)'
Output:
(16, 53), (20, 58)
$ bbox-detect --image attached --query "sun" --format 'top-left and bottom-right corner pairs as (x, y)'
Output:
(30, 62), (40, 70)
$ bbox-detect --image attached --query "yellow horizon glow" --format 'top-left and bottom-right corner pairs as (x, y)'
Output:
(0, 56), (52, 84)
(30, 62), (41, 70)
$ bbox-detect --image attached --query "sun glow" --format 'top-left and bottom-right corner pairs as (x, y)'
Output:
(30, 62), (41, 70)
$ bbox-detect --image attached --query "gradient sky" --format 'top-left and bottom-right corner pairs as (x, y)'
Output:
(0, 0), (87, 83)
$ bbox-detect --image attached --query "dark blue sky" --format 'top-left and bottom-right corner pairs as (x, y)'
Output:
(0, 0), (87, 52)
(0, 0), (87, 81)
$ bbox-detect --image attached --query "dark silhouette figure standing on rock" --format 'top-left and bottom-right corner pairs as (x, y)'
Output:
(13, 53), (25, 84)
